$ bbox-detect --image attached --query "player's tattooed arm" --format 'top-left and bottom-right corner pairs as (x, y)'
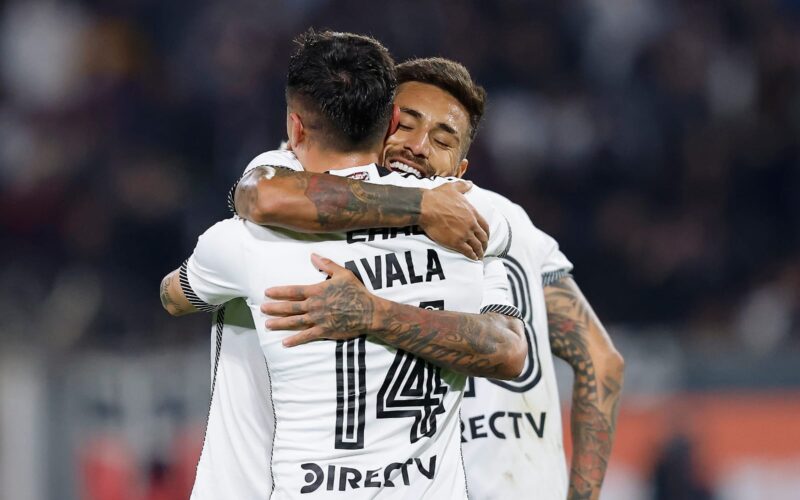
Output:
(234, 166), (489, 260)
(160, 269), (197, 317)
(544, 276), (624, 500)
(261, 254), (526, 379)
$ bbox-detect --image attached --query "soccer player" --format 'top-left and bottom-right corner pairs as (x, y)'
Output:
(244, 58), (625, 500)
(161, 31), (526, 499)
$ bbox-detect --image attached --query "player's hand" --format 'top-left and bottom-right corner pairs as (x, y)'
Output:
(261, 253), (376, 347)
(419, 181), (489, 261)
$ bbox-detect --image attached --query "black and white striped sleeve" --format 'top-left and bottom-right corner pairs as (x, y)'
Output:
(179, 260), (218, 312)
(479, 257), (522, 319)
(542, 268), (572, 286)
(480, 303), (522, 320)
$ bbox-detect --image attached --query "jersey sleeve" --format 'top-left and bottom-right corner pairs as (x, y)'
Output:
(513, 204), (573, 285)
(181, 219), (249, 310)
(478, 256), (522, 319)
(464, 186), (512, 259)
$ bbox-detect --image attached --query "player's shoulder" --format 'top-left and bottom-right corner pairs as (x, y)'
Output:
(475, 188), (562, 245)
(474, 188), (525, 220)
(243, 149), (303, 175)
(199, 217), (248, 242)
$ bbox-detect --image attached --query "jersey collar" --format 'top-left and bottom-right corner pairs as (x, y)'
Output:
(325, 163), (381, 181)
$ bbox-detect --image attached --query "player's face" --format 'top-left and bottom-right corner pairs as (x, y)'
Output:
(383, 82), (471, 178)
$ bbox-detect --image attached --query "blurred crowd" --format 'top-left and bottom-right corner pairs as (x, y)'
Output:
(1, 0), (798, 358)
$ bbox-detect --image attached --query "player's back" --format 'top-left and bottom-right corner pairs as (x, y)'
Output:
(246, 221), (473, 499)
(183, 164), (512, 499)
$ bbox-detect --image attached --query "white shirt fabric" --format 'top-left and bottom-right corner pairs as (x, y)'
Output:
(460, 190), (574, 500)
(187, 152), (519, 500)
(190, 298), (275, 499)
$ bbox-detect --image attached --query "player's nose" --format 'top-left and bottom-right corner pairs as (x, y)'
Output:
(405, 135), (430, 158)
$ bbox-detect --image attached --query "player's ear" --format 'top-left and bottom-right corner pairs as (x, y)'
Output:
(455, 158), (469, 178)
(385, 104), (400, 139)
(287, 112), (305, 149)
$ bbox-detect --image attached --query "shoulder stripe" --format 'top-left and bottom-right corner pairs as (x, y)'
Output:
(542, 268), (572, 286)
(179, 260), (218, 312)
(480, 303), (522, 319)
(498, 218), (513, 258)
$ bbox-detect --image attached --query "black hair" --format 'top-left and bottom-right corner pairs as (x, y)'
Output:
(286, 29), (396, 151)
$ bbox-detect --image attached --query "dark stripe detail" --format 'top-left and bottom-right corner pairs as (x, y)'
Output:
(457, 407), (471, 499)
(179, 260), (217, 312)
(542, 268), (572, 286)
(227, 164), (297, 216)
(193, 307), (226, 482)
(226, 178), (239, 215)
(497, 218), (513, 258)
(376, 165), (393, 177)
(480, 303), (522, 319)
(263, 354), (277, 496)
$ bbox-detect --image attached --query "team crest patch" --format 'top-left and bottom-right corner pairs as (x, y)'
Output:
(347, 171), (370, 181)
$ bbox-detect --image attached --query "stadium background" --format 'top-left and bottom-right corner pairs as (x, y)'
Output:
(1, 0), (798, 498)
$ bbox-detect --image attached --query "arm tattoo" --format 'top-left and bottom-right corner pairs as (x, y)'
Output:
(369, 307), (516, 378)
(546, 278), (622, 500)
(305, 174), (422, 230)
(308, 281), (514, 377)
(160, 274), (185, 314)
(234, 165), (424, 231)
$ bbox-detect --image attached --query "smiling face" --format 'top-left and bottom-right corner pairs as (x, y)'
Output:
(382, 82), (471, 178)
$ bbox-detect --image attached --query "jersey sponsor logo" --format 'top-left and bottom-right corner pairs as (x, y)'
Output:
(300, 456), (437, 493)
(346, 225), (425, 243)
(460, 411), (546, 442)
(343, 249), (446, 291)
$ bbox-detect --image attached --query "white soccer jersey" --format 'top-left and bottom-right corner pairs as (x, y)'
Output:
(460, 190), (573, 500)
(186, 157), (519, 499)
(191, 150), (304, 500)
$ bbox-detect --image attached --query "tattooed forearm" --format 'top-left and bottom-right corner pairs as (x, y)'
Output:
(281, 271), (522, 377)
(266, 255), (526, 377)
(545, 277), (624, 500)
(305, 174), (422, 230)
(234, 165), (423, 231)
(368, 302), (525, 379)
(160, 273), (186, 315)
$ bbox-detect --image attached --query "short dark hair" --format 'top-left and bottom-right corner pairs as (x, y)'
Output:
(396, 57), (487, 146)
(287, 29), (396, 151)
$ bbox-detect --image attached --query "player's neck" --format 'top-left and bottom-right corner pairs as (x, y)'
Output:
(299, 148), (380, 173)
